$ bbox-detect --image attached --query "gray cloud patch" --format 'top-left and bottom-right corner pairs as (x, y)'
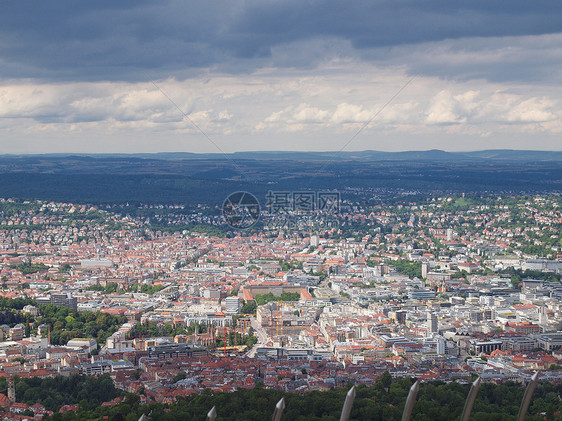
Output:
(1, 1), (561, 82)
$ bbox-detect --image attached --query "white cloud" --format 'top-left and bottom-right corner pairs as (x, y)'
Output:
(505, 97), (557, 123)
(330, 103), (372, 124)
(292, 104), (330, 123)
(0, 84), (67, 118)
(425, 88), (560, 132)
(426, 90), (468, 124)
(1, 54), (561, 152)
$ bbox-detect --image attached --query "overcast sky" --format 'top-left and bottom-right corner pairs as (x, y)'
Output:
(1, 1), (562, 153)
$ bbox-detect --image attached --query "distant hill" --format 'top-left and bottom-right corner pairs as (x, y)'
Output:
(127, 149), (562, 161)
(0, 149), (559, 203)
(462, 149), (562, 161)
(2, 149), (561, 161)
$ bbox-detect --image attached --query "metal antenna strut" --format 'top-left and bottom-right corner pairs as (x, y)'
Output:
(340, 386), (356, 421)
(207, 406), (217, 421)
(272, 397), (286, 421)
(401, 380), (419, 421)
(461, 377), (481, 421)
(517, 372), (539, 421)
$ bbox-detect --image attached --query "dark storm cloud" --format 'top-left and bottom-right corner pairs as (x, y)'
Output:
(1, 0), (561, 81)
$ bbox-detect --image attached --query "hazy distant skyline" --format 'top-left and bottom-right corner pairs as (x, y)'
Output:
(1, 1), (562, 153)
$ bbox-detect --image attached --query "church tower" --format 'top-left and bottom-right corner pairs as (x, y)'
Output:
(7, 376), (15, 403)
(539, 306), (548, 325)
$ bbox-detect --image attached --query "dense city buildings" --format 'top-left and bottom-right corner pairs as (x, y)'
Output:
(0, 194), (559, 414)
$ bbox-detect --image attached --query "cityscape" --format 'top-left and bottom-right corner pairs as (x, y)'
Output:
(0, 190), (558, 419)
(1, 0), (562, 419)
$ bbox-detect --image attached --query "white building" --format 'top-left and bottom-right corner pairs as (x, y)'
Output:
(225, 296), (242, 314)
(67, 338), (97, 354)
(22, 305), (39, 317)
(310, 235), (320, 247)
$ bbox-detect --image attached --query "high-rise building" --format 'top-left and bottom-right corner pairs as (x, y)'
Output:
(436, 337), (446, 355)
(421, 262), (428, 279)
(427, 312), (438, 335)
(393, 310), (407, 324)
